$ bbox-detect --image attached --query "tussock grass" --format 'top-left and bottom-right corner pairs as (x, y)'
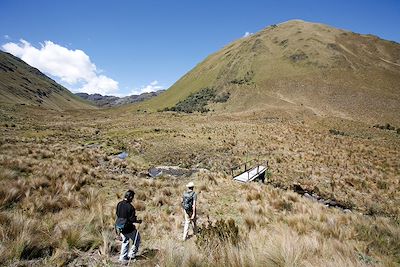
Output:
(0, 105), (399, 265)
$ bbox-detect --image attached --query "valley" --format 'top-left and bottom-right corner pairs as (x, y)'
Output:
(0, 19), (399, 267)
(0, 104), (399, 266)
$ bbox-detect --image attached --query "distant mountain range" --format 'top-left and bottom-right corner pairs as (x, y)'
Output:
(75, 90), (165, 107)
(0, 51), (93, 110)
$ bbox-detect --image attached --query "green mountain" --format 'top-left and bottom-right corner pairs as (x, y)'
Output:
(143, 20), (400, 124)
(0, 51), (94, 110)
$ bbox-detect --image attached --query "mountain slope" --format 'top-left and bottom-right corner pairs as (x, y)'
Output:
(75, 90), (165, 107)
(144, 20), (400, 124)
(0, 51), (94, 110)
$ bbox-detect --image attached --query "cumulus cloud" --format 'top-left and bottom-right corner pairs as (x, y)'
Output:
(243, 32), (253, 38)
(131, 80), (164, 95)
(80, 75), (119, 95)
(1, 39), (118, 95)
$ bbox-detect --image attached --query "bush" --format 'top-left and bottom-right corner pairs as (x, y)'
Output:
(164, 87), (230, 113)
(373, 123), (398, 132)
(230, 71), (254, 85)
(329, 129), (345, 136)
(289, 51), (308, 62)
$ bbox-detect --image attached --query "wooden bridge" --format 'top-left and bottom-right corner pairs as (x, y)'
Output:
(231, 159), (268, 183)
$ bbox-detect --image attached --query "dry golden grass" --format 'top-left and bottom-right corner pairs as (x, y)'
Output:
(0, 104), (399, 266)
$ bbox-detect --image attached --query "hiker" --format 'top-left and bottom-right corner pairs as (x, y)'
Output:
(115, 190), (142, 262)
(182, 182), (197, 240)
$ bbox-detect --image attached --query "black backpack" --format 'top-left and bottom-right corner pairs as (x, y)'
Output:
(182, 191), (195, 213)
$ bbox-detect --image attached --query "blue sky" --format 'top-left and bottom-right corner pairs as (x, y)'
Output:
(1, 0), (399, 96)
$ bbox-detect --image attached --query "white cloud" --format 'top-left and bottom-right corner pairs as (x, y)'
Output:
(243, 32), (253, 38)
(80, 75), (119, 95)
(131, 80), (164, 95)
(1, 39), (118, 95)
(4, 35), (10, 40)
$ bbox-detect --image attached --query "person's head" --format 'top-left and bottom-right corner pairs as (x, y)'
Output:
(124, 190), (135, 202)
(186, 182), (194, 191)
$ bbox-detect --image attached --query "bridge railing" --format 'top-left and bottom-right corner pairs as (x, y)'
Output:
(231, 158), (268, 180)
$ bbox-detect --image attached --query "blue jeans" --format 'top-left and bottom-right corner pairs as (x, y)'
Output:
(119, 229), (141, 260)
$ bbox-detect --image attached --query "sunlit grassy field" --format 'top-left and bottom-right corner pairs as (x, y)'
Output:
(0, 103), (399, 266)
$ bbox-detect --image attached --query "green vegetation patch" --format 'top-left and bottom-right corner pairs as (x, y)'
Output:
(163, 87), (230, 113)
(230, 71), (254, 85)
(373, 123), (399, 134)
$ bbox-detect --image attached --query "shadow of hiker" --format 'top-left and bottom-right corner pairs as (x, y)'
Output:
(136, 248), (159, 261)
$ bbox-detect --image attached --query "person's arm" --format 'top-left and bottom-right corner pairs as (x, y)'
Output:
(129, 205), (142, 223)
(191, 194), (197, 219)
(116, 202), (120, 216)
(191, 200), (196, 219)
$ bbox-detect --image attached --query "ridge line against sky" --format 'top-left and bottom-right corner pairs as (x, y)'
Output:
(1, 0), (399, 96)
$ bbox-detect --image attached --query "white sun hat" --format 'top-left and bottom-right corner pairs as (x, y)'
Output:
(186, 182), (194, 188)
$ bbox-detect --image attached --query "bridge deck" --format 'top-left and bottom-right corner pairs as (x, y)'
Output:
(233, 165), (266, 183)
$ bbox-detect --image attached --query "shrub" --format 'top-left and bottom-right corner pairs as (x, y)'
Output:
(329, 129), (345, 136)
(289, 51), (308, 62)
(164, 87), (230, 113)
(373, 123), (397, 131)
(214, 92), (230, 103)
(385, 123), (395, 130)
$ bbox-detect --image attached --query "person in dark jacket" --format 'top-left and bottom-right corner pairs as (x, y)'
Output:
(116, 190), (141, 262)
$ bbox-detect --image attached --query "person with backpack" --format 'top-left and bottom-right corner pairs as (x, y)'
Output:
(115, 190), (142, 263)
(182, 182), (197, 241)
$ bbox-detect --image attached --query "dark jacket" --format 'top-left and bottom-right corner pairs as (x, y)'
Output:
(116, 199), (137, 234)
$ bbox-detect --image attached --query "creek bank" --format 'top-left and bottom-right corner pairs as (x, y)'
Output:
(292, 184), (352, 212)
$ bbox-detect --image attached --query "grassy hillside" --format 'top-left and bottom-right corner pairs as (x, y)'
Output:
(141, 20), (400, 124)
(0, 51), (94, 110)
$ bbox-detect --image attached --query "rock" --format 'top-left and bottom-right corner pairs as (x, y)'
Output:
(148, 166), (200, 178)
(303, 193), (315, 201)
(148, 167), (163, 177)
(328, 200), (337, 206)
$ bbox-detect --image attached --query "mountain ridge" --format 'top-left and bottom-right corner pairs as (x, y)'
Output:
(0, 51), (94, 110)
(75, 90), (165, 107)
